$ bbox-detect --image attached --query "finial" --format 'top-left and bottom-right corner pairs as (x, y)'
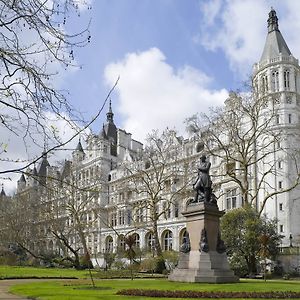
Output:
(106, 98), (114, 122)
(268, 7), (279, 33)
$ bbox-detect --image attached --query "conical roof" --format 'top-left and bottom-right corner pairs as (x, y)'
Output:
(75, 139), (84, 152)
(260, 8), (291, 63)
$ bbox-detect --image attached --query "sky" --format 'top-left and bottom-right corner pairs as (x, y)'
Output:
(62, 0), (300, 141)
(3, 0), (300, 194)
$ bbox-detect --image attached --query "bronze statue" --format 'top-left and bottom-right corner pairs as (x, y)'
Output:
(193, 155), (212, 203)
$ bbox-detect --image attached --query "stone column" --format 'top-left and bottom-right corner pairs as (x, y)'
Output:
(168, 202), (238, 283)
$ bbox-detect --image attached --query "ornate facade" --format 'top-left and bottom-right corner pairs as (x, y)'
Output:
(12, 9), (300, 268)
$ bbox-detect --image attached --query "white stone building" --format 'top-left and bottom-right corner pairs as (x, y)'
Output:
(13, 9), (300, 268)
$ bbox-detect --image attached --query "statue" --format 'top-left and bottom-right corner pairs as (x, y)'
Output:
(180, 231), (191, 253)
(193, 155), (212, 203)
(199, 228), (209, 252)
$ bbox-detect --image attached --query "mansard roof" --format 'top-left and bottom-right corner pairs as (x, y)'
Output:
(260, 8), (291, 63)
(102, 99), (117, 144)
(37, 152), (50, 179)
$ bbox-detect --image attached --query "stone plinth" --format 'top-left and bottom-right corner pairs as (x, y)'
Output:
(169, 202), (238, 283)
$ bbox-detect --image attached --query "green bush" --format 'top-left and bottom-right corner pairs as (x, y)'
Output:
(154, 256), (166, 274)
(139, 256), (157, 273)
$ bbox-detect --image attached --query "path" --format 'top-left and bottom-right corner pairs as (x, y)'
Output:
(0, 278), (74, 300)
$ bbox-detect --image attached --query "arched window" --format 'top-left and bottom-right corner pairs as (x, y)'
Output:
(146, 232), (155, 251)
(162, 230), (173, 251)
(196, 143), (204, 153)
(132, 233), (140, 249)
(105, 236), (113, 252)
(118, 235), (126, 251)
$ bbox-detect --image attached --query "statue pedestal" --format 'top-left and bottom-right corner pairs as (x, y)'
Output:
(169, 202), (238, 283)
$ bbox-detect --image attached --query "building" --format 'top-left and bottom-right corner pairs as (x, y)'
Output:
(12, 9), (300, 269)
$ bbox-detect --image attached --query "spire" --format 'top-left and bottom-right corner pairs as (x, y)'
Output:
(260, 8), (291, 63)
(106, 99), (114, 123)
(75, 138), (84, 152)
(267, 7), (279, 33)
(0, 184), (6, 197)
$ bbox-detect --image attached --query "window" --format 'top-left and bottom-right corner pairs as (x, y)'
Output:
(127, 209), (132, 225)
(279, 225), (284, 233)
(278, 161), (283, 169)
(284, 70), (290, 90)
(276, 114), (280, 124)
(196, 143), (204, 153)
(286, 96), (292, 104)
(146, 232), (155, 251)
(118, 235), (126, 251)
(174, 202), (179, 218)
(226, 189), (237, 210)
(276, 140), (281, 149)
(132, 233), (140, 249)
(105, 236), (113, 252)
(272, 70), (279, 92)
(278, 181), (283, 189)
(110, 212), (117, 227)
(288, 114), (292, 124)
(119, 210), (125, 225)
(135, 207), (144, 223)
(279, 203), (283, 211)
(163, 230), (173, 251)
(261, 74), (268, 94)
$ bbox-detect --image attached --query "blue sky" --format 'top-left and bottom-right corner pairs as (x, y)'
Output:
(60, 0), (300, 142)
(3, 0), (300, 193)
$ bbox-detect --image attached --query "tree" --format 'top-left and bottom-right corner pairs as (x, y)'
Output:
(220, 206), (282, 276)
(123, 129), (193, 259)
(186, 90), (300, 215)
(0, 0), (93, 177)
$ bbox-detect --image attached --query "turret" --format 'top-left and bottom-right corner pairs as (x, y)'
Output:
(72, 138), (85, 163)
(17, 174), (26, 192)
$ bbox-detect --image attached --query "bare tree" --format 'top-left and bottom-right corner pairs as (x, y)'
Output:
(186, 90), (300, 215)
(123, 128), (193, 257)
(0, 0), (93, 177)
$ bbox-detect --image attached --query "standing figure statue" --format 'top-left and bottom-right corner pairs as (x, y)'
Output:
(193, 155), (212, 203)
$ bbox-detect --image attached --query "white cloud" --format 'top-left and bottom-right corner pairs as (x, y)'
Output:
(104, 47), (228, 142)
(197, 0), (300, 79)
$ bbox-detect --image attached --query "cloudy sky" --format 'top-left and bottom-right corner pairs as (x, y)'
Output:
(3, 0), (300, 193)
(62, 0), (300, 141)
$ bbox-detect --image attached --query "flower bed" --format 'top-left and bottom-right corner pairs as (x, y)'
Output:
(117, 289), (300, 298)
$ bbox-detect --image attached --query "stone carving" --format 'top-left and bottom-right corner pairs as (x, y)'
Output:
(199, 228), (209, 252)
(180, 231), (191, 253)
(216, 231), (226, 254)
(189, 155), (218, 207)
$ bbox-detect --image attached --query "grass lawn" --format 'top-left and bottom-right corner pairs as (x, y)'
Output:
(9, 278), (300, 300)
(0, 265), (92, 279)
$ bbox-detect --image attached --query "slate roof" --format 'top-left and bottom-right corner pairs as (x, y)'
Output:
(260, 9), (291, 63)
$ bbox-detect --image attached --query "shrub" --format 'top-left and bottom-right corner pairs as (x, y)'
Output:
(154, 256), (166, 274)
(140, 257), (157, 273)
(162, 251), (179, 270)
